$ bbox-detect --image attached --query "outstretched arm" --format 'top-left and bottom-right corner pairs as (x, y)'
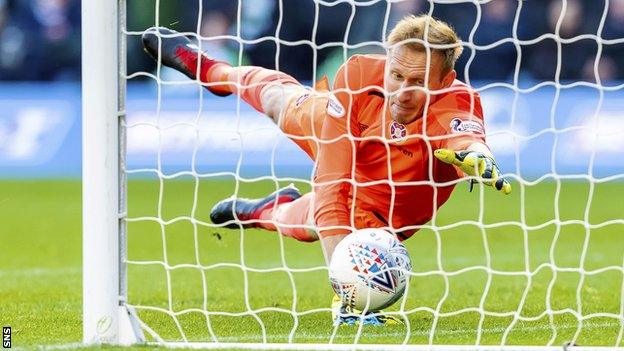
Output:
(315, 59), (362, 264)
(320, 234), (349, 265)
(313, 103), (355, 263)
(428, 88), (511, 195)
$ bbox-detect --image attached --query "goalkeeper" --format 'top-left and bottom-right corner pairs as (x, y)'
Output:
(142, 14), (510, 258)
(143, 13), (510, 312)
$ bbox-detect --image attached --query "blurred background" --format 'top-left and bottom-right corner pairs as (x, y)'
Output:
(0, 0), (623, 178)
(3, 0), (624, 82)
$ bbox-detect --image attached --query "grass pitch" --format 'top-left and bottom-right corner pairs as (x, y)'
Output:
(2, 178), (624, 348)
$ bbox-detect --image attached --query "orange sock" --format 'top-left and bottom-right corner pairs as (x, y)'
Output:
(204, 65), (299, 114)
(256, 193), (318, 242)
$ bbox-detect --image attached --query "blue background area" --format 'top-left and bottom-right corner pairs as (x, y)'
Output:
(1, 81), (623, 180)
(0, 83), (81, 177)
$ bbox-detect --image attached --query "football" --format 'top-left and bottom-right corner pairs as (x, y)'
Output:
(329, 228), (412, 311)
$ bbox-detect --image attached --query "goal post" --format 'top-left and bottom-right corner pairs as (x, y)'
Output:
(82, 0), (144, 345)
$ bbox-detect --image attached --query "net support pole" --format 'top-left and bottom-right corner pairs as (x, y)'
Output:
(82, 0), (143, 345)
(82, 0), (120, 343)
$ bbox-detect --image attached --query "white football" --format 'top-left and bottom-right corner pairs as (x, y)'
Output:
(329, 228), (411, 311)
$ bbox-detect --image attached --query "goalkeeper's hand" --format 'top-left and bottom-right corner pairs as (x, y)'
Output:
(434, 148), (512, 195)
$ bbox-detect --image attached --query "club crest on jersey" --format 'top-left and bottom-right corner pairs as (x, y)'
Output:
(450, 118), (484, 135)
(327, 94), (345, 118)
(390, 120), (407, 143)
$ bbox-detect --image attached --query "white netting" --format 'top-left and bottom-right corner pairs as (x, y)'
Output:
(121, 0), (624, 348)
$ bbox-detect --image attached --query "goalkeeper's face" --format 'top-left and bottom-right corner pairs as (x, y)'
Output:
(386, 46), (455, 124)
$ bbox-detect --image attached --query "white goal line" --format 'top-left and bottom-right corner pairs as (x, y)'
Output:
(32, 342), (624, 351)
(159, 342), (623, 351)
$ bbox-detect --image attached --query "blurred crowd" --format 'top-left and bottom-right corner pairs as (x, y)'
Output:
(1, 0), (623, 83)
(0, 0), (80, 80)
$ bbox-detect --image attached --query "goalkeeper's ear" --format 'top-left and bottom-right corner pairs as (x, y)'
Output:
(440, 69), (456, 88)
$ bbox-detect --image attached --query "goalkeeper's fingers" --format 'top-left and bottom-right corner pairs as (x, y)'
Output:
(486, 158), (512, 195)
(434, 148), (512, 195)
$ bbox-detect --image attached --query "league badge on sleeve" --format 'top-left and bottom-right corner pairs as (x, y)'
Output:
(450, 118), (485, 135)
(327, 94), (345, 118)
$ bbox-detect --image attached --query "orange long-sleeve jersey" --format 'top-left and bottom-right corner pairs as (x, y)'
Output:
(313, 54), (487, 240)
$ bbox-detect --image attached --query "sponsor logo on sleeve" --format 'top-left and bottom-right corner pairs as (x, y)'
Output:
(327, 94), (345, 118)
(294, 93), (310, 108)
(449, 118), (484, 135)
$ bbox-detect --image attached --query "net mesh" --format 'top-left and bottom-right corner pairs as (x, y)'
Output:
(121, 0), (624, 347)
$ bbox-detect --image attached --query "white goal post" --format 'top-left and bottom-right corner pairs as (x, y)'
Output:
(81, 0), (624, 350)
(82, 0), (144, 345)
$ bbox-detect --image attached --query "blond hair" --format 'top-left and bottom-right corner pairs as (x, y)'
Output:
(387, 14), (463, 76)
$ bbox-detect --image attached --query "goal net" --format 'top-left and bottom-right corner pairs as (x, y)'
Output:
(82, 0), (624, 349)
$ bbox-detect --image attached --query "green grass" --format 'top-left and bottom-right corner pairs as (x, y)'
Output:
(1, 178), (624, 349)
